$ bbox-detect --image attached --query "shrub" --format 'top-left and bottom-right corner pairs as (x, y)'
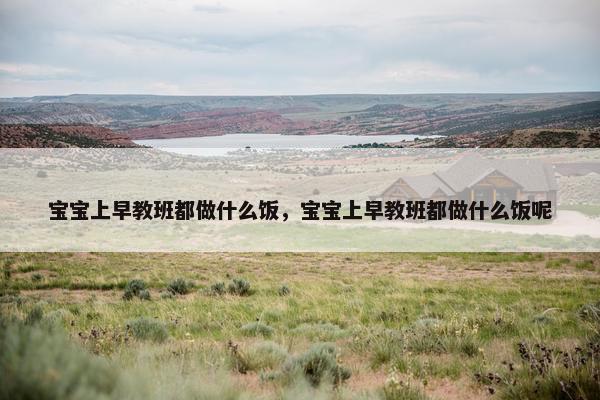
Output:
(278, 284), (291, 296)
(353, 318), (483, 360)
(546, 257), (571, 269)
(124, 278), (146, 293)
(31, 272), (43, 282)
(227, 340), (251, 374)
(532, 314), (552, 324)
(0, 294), (21, 305)
(210, 281), (226, 295)
(25, 303), (44, 325)
(575, 260), (595, 271)
(402, 316), (482, 357)
(228, 278), (251, 296)
(229, 341), (288, 373)
(458, 335), (480, 357)
(167, 278), (191, 295)
(1, 318), (248, 400)
(291, 322), (348, 341)
(138, 289), (151, 301)
(2, 257), (15, 282)
(126, 317), (169, 342)
(2, 265), (10, 281)
(282, 343), (351, 387)
(368, 329), (404, 367)
(381, 369), (430, 400)
(246, 341), (288, 371)
(44, 308), (73, 325)
(36, 170), (48, 178)
(403, 326), (445, 354)
(393, 355), (462, 381)
(123, 279), (148, 300)
(578, 301), (600, 322)
(240, 322), (274, 337)
(0, 320), (121, 399)
(476, 341), (600, 400)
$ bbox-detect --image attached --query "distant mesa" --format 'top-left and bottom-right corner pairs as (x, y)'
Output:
(1, 93), (599, 145)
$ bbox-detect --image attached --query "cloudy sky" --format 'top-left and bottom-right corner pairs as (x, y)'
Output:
(0, 0), (599, 97)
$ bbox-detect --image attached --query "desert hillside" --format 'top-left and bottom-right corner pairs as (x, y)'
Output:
(484, 128), (600, 148)
(2, 93), (600, 139)
(0, 124), (139, 148)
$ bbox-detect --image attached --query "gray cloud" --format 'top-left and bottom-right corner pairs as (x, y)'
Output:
(0, 0), (598, 96)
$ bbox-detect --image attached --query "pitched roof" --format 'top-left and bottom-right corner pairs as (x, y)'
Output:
(435, 153), (558, 192)
(381, 153), (558, 198)
(402, 174), (455, 198)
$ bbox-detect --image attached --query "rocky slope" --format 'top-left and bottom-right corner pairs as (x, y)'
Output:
(125, 107), (332, 139)
(483, 128), (600, 148)
(2, 93), (600, 139)
(0, 124), (139, 148)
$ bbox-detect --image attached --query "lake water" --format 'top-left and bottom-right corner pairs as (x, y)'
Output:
(134, 133), (436, 156)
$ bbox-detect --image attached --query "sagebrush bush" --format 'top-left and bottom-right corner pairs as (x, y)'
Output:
(476, 341), (600, 400)
(240, 322), (274, 337)
(227, 340), (251, 374)
(167, 278), (191, 295)
(228, 278), (251, 296)
(532, 313), (553, 324)
(578, 301), (600, 322)
(44, 308), (73, 325)
(247, 341), (288, 370)
(278, 285), (291, 296)
(381, 368), (430, 400)
(138, 289), (151, 301)
(228, 341), (288, 373)
(381, 382), (429, 400)
(0, 318), (253, 400)
(282, 342), (351, 387)
(0, 294), (21, 305)
(126, 317), (169, 342)
(290, 322), (348, 341)
(575, 260), (595, 271)
(2, 265), (10, 281)
(0, 319), (121, 400)
(210, 281), (226, 295)
(545, 257), (571, 269)
(123, 279), (149, 300)
(545, 260), (562, 269)
(25, 303), (44, 325)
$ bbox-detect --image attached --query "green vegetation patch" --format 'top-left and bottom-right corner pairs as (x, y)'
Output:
(125, 317), (169, 342)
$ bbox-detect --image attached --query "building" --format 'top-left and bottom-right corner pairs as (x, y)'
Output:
(379, 153), (558, 210)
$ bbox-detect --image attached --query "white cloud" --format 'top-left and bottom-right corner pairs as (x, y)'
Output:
(378, 62), (477, 84)
(148, 81), (184, 95)
(0, 63), (78, 79)
(192, 2), (230, 14)
(523, 65), (546, 76)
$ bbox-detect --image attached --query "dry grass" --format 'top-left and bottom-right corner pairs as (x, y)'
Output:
(1, 252), (598, 399)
